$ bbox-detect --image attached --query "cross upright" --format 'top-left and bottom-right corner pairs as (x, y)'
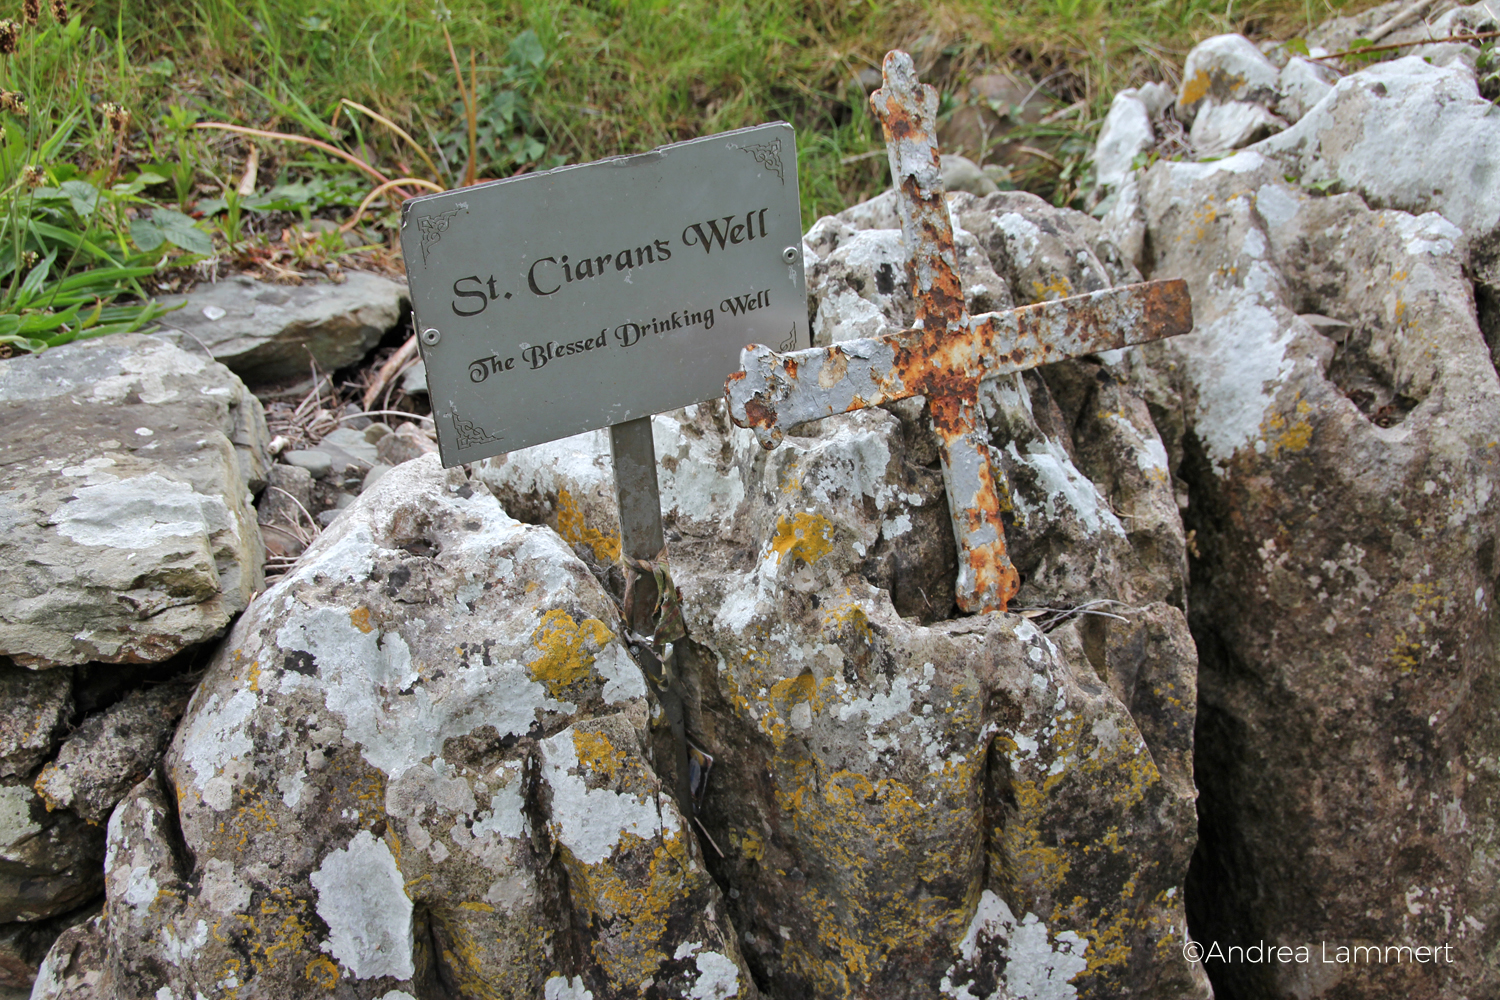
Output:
(724, 50), (1194, 614)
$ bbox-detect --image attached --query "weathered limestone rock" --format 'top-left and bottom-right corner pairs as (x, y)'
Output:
(1128, 106), (1500, 996)
(33, 681), (194, 824)
(950, 190), (1140, 305)
(1258, 56), (1500, 237)
(35, 456), (756, 999)
(939, 154), (999, 196)
(154, 271), (407, 386)
(1091, 90), (1154, 196)
(473, 188), (1209, 998)
(802, 194), (1013, 345)
(1188, 100), (1285, 158)
(0, 782), (102, 923)
(0, 666), (71, 779)
(1274, 57), (1337, 124)
(1175, 34), (1282, 126)
(0, 334), (269, 668)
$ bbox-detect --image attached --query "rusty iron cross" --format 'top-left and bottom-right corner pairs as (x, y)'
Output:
(723, 50), (1194, 614)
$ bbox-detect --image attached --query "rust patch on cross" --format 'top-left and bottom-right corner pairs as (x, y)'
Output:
(724, 50), (1194, 614)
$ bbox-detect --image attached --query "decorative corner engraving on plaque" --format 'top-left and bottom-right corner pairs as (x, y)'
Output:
(777, 323), (798, 351)
(452, 412), (499, 450)
(736, 140), (784, 183)
(417, 207), (467, 262)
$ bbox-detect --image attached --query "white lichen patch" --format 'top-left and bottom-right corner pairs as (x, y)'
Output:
(0, 785), (40, 848)
(688, 950), (741, 999)
(942, 890), (1089, 1000)
(310, 830), (415, 981)
(86, 340), (206, 405)
(997, 213), (1043, 269)
(122, 866), (158, 913)
(1184, 292), (1295, 471)
(52, 474), (234, 549)
(1254, 182), (1301, 230)
(200, 857), (253, 915)
(281, 524), (378, 592)
(539, 726), (678, 865)
(593, 642), (648, 704)
(159, 920), (209, 967)
(654, 414), (747, 537)
(544, 975), (595, 1000)
(1392, 211), (1462, 259)
(276, 604), (568, 779)
(179, 688), (258, 795)
(470, 774), (529, 842)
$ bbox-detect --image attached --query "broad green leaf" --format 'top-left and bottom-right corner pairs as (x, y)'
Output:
(77, 318), (152, 340)
(154, 210), (215, 255)
(1286, 37), (1310, 57)
(131, 218), (166, 252)
(508, 30), (546, 69)
(60, 180), (99, 218)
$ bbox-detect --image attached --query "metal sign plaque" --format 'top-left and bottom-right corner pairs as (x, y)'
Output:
(400, 122), (805, 466)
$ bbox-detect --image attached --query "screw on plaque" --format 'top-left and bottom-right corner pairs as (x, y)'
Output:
(782, 246), (799, 264)
(420, 327), (441, 346)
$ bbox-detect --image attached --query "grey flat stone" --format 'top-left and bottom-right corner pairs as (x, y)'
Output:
(0, 334), (268, 668)
(362, 463), (394, 492)
(282, 450), (333, 479)
(318, 426), (380, 466)
(938, 154), (998, 196)
(401, 359), (428, 396)
(154, 271), (408, 386)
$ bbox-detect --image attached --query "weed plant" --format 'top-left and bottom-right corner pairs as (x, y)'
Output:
(0, 5), (204, 353)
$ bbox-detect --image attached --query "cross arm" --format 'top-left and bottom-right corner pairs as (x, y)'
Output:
(725, 277), (1193, 448)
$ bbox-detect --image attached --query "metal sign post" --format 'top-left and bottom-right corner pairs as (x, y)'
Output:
(725, 51), (1194, 614)
(402, 125), (806, 815)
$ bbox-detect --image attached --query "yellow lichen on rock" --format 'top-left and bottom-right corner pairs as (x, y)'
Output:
(1179, 68), (1212, 108)
(560, 831), (698, 990)
(770, 757), (980, 995)
(527, 608), (612, 697)
(1260, 396), (1314, 459)
(1029, 273), (1074, 303)
(769, 511), (835, 567)
(348, 607), (374, 634)
(573, 728), (630, 785)
(554, 488), (621, 562)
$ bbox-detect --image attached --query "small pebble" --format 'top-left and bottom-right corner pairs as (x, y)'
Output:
(283, 450), (333, 479)
(364, 422), (393, 444)
(363, 463), (393, 492)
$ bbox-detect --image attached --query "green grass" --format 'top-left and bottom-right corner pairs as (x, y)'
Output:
(0, 0), (1387, 349)
(84, 0), (1386, 220)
